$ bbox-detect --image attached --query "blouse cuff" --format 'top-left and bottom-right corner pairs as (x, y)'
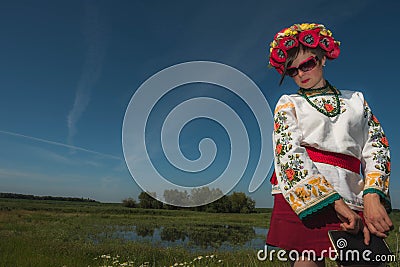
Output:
(363, 188), (392, 213)
(297, 192), (341, 220)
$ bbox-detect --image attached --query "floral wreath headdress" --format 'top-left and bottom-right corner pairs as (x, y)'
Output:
(269, 23), (341, 74)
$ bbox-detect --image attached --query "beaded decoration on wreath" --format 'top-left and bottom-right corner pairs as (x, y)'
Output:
(268, 23), (341, 74)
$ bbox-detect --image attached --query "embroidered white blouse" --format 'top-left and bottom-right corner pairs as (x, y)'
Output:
(271, 89), (391, 219)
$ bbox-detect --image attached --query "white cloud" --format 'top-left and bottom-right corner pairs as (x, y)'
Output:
(67, 0), (109, 145)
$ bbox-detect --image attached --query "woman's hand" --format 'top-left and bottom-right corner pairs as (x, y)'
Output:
(363, 193), (393, 239)
(333, 198), (363, 233)
(333, 198), (371, 245)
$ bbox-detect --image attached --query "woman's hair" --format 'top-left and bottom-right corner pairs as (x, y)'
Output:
(279, 44), (326, 85)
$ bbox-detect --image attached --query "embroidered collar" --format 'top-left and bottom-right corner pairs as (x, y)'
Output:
(297, 80), (341, 97)
(297, 81), (341, 117)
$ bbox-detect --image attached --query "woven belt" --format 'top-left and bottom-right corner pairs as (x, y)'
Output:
(270, 146), (360, 185)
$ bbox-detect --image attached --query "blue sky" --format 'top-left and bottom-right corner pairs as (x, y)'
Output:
(0, 0), (399, 208)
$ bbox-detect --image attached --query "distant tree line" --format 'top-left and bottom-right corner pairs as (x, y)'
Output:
(122, 188), (256, 213)
(0, 192), (98, 203)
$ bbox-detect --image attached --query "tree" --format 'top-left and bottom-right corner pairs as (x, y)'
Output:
(210, 195), (231, 213)
(138, 191), (163, 209)
(190, 187), (224, 206)
(163, 189), (190, 207)
(228, 192), (256, 213)
(122, 197), (137, 208)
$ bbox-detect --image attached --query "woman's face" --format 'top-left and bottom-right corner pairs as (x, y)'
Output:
(289, 50), (326, 89)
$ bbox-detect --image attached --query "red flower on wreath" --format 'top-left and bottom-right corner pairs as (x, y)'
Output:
(285, 168), (295, 181)
(298, 29), (320, 48)
(326, 42), (340, 59)
(274, 122), (280, 131)
(269, 58), (285, 74)
(324, 103), (334, 112)
(319, 35), (335, 51)
(275, 64), (284, 75)
(271, 47), (287, 63)
(278, 36), (298, 50)
(269, 57), (281, 67)
(269, 54), (285, 74)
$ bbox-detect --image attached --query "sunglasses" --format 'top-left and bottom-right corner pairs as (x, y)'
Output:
(286, 56), (319, 77)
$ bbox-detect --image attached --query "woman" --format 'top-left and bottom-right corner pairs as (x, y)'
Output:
(266, 23), (393, 267)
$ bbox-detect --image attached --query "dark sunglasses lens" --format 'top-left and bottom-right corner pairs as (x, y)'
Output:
(285, 57), (318, 77)
(299, 58), (317, 72)
(286, 68), (297, 77)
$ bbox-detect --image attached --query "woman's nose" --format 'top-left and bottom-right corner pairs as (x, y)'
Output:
(297, 69), (305, 77)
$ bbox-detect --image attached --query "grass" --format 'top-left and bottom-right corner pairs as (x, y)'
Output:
(0, 198), (399, 266)
(0, 198), (273, 266)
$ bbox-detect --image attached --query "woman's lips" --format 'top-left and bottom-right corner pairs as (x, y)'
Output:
(301, 78), (310, 84)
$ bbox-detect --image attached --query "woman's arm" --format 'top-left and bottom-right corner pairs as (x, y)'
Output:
(273, 95), (340, 219)
(360, 96), (393, 238)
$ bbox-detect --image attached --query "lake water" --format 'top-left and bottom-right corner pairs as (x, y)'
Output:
(103, 225), (268, 252)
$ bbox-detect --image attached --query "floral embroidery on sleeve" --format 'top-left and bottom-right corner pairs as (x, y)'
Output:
(362, 100), (391, 211)
(274, 111), (292, 163)
(339, 99), (347, 113)
(273, 95), (340, 219)
(280, 154), (308, 190)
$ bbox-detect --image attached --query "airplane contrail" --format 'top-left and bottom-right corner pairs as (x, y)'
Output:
(0, 130), (121, 161)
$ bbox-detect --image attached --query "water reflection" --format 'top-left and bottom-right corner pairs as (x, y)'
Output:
(160, 226), (186, 242)
(111, 224), (267, 251)
(135, 224), (155, 237)
(185, 225), (255, 248)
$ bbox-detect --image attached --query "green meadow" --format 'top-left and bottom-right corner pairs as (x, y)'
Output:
(0, 198), (399, 267)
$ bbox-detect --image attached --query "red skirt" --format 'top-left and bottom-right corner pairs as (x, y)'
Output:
(266, 194), (363, 257)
